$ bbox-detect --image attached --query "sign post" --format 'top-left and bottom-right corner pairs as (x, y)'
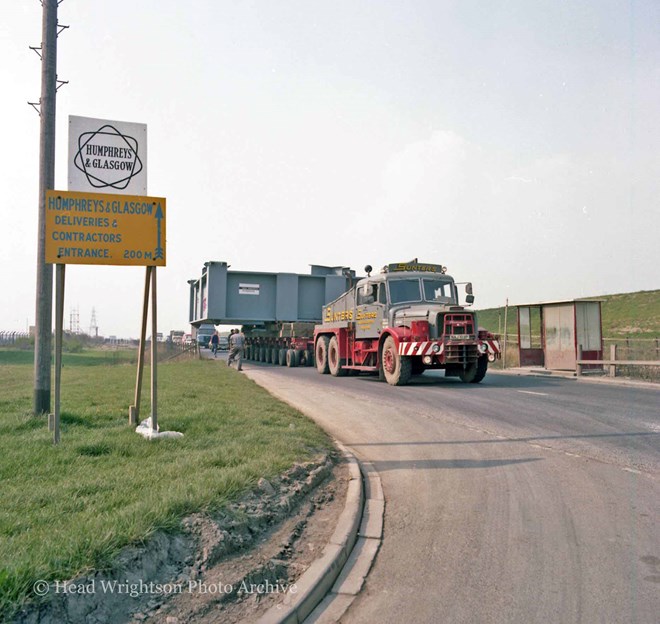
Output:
(129, 267), (152, 425)
(150, 267), (158, 433)
(53, 264), (65, 444)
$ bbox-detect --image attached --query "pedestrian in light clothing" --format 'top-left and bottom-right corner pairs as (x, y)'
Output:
(227, 329), (245, 371)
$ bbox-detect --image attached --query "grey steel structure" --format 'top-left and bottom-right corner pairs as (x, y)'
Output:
(188, 261), (355, 326)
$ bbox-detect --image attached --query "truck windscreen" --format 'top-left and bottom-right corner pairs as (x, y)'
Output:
(422, 279), (455, 303)
(388, 279), (422, 304)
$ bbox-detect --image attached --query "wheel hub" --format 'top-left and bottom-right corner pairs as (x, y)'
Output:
(384, 348), (395, 373)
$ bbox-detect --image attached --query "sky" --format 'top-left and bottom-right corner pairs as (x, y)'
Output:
(1, 0), (658, 339)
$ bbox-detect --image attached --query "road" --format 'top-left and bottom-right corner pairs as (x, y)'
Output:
(220, 351), (660, 623)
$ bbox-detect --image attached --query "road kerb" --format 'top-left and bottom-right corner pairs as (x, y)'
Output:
(256, 444), (365, 624)
(304, 459), (384, 624)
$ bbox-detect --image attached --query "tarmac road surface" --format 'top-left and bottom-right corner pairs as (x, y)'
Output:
(236, 357), (659, 624)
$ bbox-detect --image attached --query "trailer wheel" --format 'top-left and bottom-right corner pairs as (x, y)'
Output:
(279, 348), (287, 366)
(286, 349), (299, 367)
(381, 336), (412, 386)
(328, 336), (347, 377)
(270, 347), (278, 365)
(316, 336), (330, 374)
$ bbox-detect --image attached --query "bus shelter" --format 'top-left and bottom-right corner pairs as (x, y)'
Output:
(516, 300), (603, 371)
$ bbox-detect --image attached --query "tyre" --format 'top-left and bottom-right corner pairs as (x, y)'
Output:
(286, 349), (299, 367)
(305, 349), (315, 367)
(259, 347), (266, 362)
(471, 355), (488, 383)
(380, 335), (412, 386)
(459, 356), (488, 383)
(328, 336), (347, 376)
(279, 348), (287, 366)
(316, 336), (330, 374)
(271, 347), (279, 364)
(411, 359), (426, 376)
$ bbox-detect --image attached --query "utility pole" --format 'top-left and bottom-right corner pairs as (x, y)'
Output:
(33, 0), (59, 415)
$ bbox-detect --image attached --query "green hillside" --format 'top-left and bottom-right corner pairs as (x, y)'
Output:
(476, 289), (660, 339)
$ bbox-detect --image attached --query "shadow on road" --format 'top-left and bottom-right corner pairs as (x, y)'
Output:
(353, 371), (571, 390)
(371, 457), (542, 471)
(348, 431), (659, 447)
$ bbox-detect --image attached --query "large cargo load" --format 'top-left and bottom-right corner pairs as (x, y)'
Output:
(188, 261), (354, 365)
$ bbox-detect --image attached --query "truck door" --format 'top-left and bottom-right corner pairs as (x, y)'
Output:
(355, 282), (385, 340)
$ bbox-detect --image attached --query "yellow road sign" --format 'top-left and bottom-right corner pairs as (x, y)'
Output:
(45, 190), (166, 266)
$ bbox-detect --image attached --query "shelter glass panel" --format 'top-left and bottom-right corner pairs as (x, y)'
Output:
(576, 302), (601, 351)
(519, 307), (532, 349)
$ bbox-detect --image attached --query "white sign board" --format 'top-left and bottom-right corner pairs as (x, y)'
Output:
(239, 283), (260, 295)
(69, 115), (147, 195)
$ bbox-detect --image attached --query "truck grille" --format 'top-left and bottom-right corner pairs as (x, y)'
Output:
(444, 343), (478, 364)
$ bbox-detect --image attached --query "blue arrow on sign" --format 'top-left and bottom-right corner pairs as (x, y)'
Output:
(154, 203), (164, 260)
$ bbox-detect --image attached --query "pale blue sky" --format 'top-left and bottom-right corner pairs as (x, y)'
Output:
(1, 0), (658, 337)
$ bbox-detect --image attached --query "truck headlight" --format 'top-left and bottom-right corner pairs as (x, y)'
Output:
(431, 344), (440, 353)
(478, 343), (488, 354)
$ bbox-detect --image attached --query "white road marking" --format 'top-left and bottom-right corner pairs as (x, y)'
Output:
(517, 390), (549, 396)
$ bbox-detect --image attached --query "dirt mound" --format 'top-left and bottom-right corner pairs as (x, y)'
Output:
(14, 453), (348, 624)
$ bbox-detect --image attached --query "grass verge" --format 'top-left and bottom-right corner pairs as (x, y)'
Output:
(0, 351), (332, 620)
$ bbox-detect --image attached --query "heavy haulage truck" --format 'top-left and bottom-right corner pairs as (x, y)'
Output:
(242, 261), (500, 386)
(313, 261), (500, 385)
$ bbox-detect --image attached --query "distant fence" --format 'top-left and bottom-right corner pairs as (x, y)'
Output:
(0, 331), (30, 345)
(577, 343), (660, 381)
(497, 335), (659, 381)
(603, 338), (660, 362)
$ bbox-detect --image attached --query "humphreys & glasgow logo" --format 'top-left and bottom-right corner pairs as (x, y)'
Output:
(73, 124), (144, 190)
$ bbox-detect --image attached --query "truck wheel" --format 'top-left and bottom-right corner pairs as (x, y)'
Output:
(279, 348), (287, 366)
(286, 349), (299, 367)
(328, 336), (347, 377)
(460, 356), (488, 383)
(271, 348), (279, 364)
(306, 349), (315, 367)
(411, 359), (425, 376)
(381, 336), (412, 385)
(316, 336), (330, 374)
(471, 355), (488, 383)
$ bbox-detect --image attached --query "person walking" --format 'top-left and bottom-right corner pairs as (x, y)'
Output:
(210, 332), (219, 357)
(227, 329), (245, 371)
